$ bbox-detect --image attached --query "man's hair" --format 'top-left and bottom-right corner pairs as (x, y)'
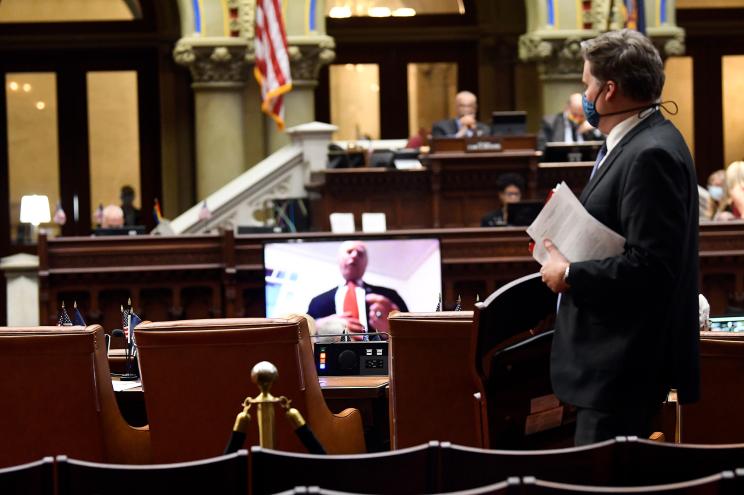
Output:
(496, 172), (525, 193)
(581, 29), (665, 102)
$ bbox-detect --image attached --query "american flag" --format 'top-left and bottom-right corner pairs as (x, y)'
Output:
(57, 303), (73, 326)
(254, 0), (292, 130)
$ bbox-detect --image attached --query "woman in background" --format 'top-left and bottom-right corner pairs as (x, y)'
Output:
(725, 161), (744, 219)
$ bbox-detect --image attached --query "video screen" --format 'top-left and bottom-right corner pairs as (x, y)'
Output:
(264, 238), (441, 319)
(709, 316), (744, 332)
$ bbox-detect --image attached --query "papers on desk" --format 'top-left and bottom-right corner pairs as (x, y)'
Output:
(527, 181), (625, 265)
(111, 379), (142, 392)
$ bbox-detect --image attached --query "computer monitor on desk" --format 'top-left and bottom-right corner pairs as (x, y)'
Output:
(542, 141), (603, 163)
(506, 201), (544, 226)
(491, 111), (527, 136)
(93, 226), (146, 236)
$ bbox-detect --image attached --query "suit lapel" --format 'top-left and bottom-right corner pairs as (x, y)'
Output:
(579, 111), (663, 203)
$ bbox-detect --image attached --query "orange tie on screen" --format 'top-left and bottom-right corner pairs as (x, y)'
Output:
(343, 281), (363, 340)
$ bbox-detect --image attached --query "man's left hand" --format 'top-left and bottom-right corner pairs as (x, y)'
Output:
(540, 239), (570, 293)
(366, 294), (399, 337)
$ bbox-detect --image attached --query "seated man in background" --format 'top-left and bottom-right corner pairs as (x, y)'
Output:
(307, 240), (408, 341)
(481, 173), (525, 226)
(538, 93), (604, 150)
(101, 204), (125, 228)
(431, 90), (491, 138)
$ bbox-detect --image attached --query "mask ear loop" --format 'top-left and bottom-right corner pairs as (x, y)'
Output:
(658, 100), (679, 116)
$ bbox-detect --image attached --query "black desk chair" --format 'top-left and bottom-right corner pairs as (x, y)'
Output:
(56, 450), (248, 495)
(251, 442), (438, 495)
(0, 457), (54, 495)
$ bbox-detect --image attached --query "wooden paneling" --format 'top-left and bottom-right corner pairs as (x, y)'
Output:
(38, 222), (744, 327)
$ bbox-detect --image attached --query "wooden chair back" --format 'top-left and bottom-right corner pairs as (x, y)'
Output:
(135, 316), (364, 462)
(679, 337), (744, 443)
(387, 311), (485, 449)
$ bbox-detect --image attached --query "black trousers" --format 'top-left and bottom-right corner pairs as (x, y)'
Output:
(574, 402), (662, 446)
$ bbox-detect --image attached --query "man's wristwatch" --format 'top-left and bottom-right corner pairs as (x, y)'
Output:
(563, 264), (570, 283)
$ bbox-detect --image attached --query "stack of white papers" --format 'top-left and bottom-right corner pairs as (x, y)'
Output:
(527, 182), (626, 265)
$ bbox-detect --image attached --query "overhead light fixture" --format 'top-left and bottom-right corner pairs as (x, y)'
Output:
(36, 101), (46, 110)
(329, 6), (352, 18)
(368, 6), (391, 17)
(22, 83), (31, 92)
(392, 7), (416, 17)
(8, 81), (19, 91)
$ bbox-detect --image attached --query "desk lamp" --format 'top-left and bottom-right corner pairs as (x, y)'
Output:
(19, 194), (51, 243)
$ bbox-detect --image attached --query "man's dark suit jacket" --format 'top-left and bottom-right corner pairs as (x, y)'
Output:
(307, 283), (409, 338)
(431, 118), (491, 138)
(552, 110), (700, 411)
(538, 113), (603, 150)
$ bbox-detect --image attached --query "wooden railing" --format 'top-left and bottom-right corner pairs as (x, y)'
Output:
(38, 222), (744, 329)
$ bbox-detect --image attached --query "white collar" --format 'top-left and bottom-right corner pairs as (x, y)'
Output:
(605, 108), (656, 154)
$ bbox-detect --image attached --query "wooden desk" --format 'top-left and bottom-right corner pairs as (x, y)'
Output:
(308, 149), (541, 230)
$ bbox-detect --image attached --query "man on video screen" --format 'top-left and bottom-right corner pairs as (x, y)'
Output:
(307, 240), (408, 341)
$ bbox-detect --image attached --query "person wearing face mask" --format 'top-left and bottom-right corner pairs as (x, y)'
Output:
(431, 91), (491, 138)
(702, 169), (735, 221)
(537, 93), (605, 150)
(539, 29), (699, 445)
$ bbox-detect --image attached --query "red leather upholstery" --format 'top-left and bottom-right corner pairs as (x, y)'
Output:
(135, 315), (364, 463)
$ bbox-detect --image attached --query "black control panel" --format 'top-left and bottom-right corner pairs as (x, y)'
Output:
(314, 341), (388, 376)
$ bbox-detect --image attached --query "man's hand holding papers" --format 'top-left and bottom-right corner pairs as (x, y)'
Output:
(540, 240), (570, 293)
(528, 182), (626, 293)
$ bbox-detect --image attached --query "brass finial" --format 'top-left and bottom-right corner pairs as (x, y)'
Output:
(61, 301), (66, 308)
(120, 305), (124, 312)
(476, 294), (480, 303)
(251, 361), (278, 394)
(127, 297), (132, 307)
(74, 300), (78, 309)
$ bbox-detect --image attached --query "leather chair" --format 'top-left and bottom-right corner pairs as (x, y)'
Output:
(679, 336), (744, 443)
(519, 471), (735, 494)
(387, 311), (485, 449)
(473, 273), (570, 449)
(0, 457), (54, 495)
(250, 442), (439, 495)
(0, 326), (150, 467)
(438, 439), (618, 491)
(134, 315), (365, 462)
(615, 436), (744, 486)
(56, 450), (248, 495)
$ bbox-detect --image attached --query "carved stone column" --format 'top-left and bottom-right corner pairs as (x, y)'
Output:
(264, 35), (336, 153)
(174, 37), (251, 199)
(519, 0), (685, 117)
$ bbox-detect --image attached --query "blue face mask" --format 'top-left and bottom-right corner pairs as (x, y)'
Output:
(582, 84), (605, 128)
(708, 185), (724, 202)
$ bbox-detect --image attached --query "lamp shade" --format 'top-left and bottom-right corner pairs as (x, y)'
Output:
(20, 195), (51, 226)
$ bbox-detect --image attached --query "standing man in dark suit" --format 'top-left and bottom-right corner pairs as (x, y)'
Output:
(537, 93), (604, 150)
(308, 240), (408, 341)
(431, 91), (491, 138)
(539, 29), (699, 445)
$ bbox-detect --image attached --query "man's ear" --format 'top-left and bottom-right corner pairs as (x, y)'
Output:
(604, 80), (618, 101)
